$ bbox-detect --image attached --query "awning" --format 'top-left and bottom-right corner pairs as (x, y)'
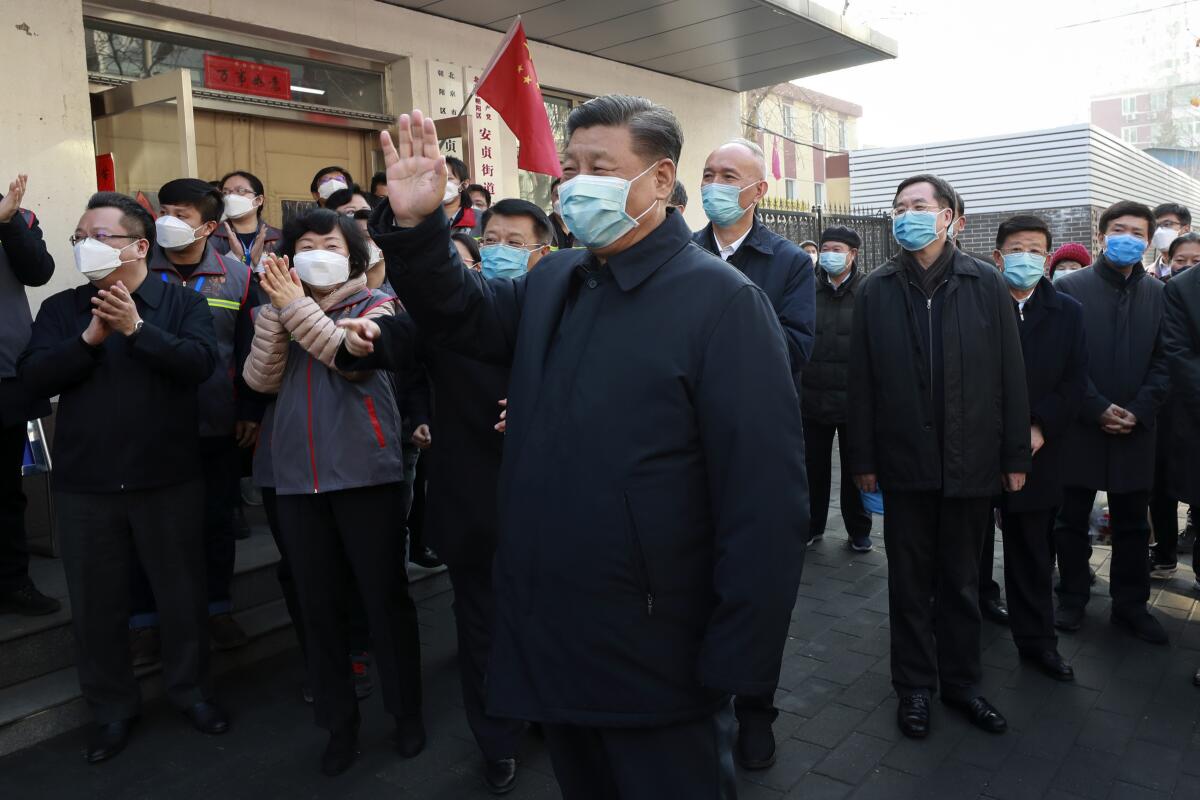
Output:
(379, 0), (897, 91)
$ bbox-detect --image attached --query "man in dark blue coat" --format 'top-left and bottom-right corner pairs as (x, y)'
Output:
(338, 97), (808, 799)
(691, 137), (814, 770)
(990, 215), (1087, 681)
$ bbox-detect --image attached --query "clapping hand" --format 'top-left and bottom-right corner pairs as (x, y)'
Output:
(92, 281), (142, 336)
(380, 110), (448, 228)
(260, 253), (304, 309)
(0, 174), (28, 223)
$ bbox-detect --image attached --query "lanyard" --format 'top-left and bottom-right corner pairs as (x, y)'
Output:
(162, 271), (205, 293)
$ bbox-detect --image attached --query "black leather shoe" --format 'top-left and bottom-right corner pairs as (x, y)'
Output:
(981, 597), (1009, 625)
(735, 718), (776, 770)
(943, 696), (1007, 734)
(0, 582), (62, 616)
(184, 701), (229, 735)
(321, 724), (359, 776)
(1019, 649), (1075, 682)
(484, 757), (518, 795)
(1111, 609), (1169, 645)
(396, 714), (426, 758)
(85, 718), (135, 763)
(1054, 604), (1084, 632)
(896, 694), (930, 739)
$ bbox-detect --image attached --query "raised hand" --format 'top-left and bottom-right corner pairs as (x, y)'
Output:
(0, 174), (28, 223)
(380, 110), (448, 228)
(261, 253), (303, 309)
(335, 317), (381, 357)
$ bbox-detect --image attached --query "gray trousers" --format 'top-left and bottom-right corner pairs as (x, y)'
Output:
(56, 479), (212, 723)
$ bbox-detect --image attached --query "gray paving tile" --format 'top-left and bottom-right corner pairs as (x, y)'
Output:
(795, 703), (869, 749)
(812, 732), (893, 785)
(1117, 739), (1182, 794)
(1051, 745), (1118, 799)
(984, 752), (1059, 800)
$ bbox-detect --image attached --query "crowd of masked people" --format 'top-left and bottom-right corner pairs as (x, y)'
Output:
(2, 93), (1200, 799)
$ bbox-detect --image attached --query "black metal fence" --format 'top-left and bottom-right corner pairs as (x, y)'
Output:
(757, 202), (899, 272)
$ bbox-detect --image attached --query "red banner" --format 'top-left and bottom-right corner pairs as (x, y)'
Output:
(95, 154), (116, 191)
(203, 54), (291, 101)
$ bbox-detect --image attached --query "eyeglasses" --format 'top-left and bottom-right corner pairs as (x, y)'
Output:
(222, 188), (258, 197)
(342, 209), (372, 220)
(1158, 220), (1184, 230)
(1001, 248), (1048, 258)
(891, 205), (942, 218)
(480, 239), (545, 249)
(68, 233), (139, 246)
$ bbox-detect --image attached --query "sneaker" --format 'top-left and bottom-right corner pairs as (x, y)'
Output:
(807, 533), (824, 547)
(849, 534), (874, 553)
(130, 626), (161, 667)
(209, 613), (249, 650)
(410, 546), (444, 569)
(0, 582), (62, 616)
(1150, 558), (1178, 579)
(1193, 579), (1200, 593)
(1111, 609), (1169, 645)
(240, 477), (263, 507)
(351, 652), (374, 700)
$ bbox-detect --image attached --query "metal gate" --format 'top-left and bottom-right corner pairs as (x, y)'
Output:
(757, 201), (899, 272)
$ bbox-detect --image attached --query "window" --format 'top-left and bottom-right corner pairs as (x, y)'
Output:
(782, 103), (795, 138)
(812, 112), (824, 145)
(838, 118), (848, 150)
(785, 179), (797, 201)
(1121, 126), (1139, 144)
(1121, 96), (1136, 118)
(518, 91), (584, 212)
(814, 182), (825, 207)
(1151, 92), (1168, 113)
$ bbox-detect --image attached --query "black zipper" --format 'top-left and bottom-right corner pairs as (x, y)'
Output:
(623, 494), (655, 617)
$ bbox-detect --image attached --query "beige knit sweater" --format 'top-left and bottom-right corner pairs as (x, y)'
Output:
(243, 275), (395, 394)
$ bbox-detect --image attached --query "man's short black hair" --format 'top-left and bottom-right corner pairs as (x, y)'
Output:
(1154, 202), (1192, 227)
(951, 189), (965, 216)
(279, 208), (370, 280)
(158, 178), (224, 224)
(465, 183), (492, 207)
(481, 198), (554, 245)
(369, 171), (387, 195)
(668, 181), (688, 209)
(445, 156), (470, 184)
(1098, 200), (1155, 236)
(893, 173), (957, 210)
(567, 94), (683, 164)
(995, 214), (1053, 252)
(219, 170), (266, 219)
(309, 166), (353, 194)
(87, 192), (156, 244)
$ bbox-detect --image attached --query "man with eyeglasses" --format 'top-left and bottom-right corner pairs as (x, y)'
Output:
(20, 192), (226, 762)
(1150, 203), (1192, 280)
(990, 215), (1087, 682)
(846, 174), (1030, 739)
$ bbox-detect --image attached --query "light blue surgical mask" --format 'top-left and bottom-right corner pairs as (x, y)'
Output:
(817, 251), (849, 275)
(558, 161), (660, 249)
(480, 244), (531, 280)
(1103, 233), (1148, 266)
(892, 210), (943, 252)
(1001, 252), (1046, 291)
(701, 181), (755, 227)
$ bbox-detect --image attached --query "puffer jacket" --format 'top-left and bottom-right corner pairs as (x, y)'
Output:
(801, 266), (862, 425)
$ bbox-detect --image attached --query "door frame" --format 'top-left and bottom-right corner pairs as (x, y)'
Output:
(90, 68), (198, 178)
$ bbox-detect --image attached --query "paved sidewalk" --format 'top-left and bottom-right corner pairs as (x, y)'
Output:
(3, 508), (1199, 799)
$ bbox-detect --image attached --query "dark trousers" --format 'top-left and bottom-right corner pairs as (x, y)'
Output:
(276, 483), (422, 733)
(56, 480), (211, 723)
(803, 419), (871, 541)
(999, 509), (1058, 652)
(408, 452), (428, 556)
(543, 702), (737, 800)
(979, 518), (1002, 604)
(130, 437), (239, 624)
(0, 422), (30, 591)
(448, 561), (525, 760)
(262, 487), (307, 661)
(883, 491), (990, 699)
(1054, 487), (1151, 616)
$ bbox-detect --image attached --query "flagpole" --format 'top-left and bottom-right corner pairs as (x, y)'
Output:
(457, 16), (522, 116)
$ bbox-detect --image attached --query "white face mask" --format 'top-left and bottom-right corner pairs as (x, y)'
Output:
(293, 249), (350, 288)
(223, 193), (257, 220)
(443, 179), (461, 206)
(74, 237), (138, 281)
(155, 215), (204, 250)
(1152, 226), (1179, 252)
(317, 178), (349, 201)
(367, 240), (384, 267)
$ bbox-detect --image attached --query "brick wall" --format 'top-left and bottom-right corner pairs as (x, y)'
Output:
(958, 205), (1099, 259)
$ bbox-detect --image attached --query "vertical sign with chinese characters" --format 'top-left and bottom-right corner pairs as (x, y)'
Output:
(464, 65), (506, 199)
(428, 59), (465, 161)
(95, 154), (116, 191)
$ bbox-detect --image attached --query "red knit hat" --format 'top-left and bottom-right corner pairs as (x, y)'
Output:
(1048, 242), (1092, 274)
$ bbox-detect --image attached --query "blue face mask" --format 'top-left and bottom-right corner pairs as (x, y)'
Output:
(558, 162), (660, 249)
(480, 244), (532, 279)
(892, 210), (944, 252)
(701, 182), (755, 227)
(817, 251), (849, 275)
(1104, 233), (1148, 266)
(1001, 252), (1046, 291)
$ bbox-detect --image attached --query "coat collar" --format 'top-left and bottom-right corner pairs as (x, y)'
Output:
(149, 241), (229, 279)
(816, 264), (859, 295)
(1093, 254), (1146, 289)
(879, 245), (983, 280)
(316, 275), (370, 312)
(695, 214), (776, 259)
(607, 207), (694, 292)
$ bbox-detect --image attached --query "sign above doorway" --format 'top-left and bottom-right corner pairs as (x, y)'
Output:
(203, 54), (290, 101)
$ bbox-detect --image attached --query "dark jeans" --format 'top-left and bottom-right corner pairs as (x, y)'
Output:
(1054, 487), (1151, 616)
(57, 480), (212, 723)
(543, 702), (737, 800)
(802, 419), (871, 541)
(979, 518), (1002, 605)
(130, 437), (239, 624)
(448, 561), (525, 760)
(276, 483), (422, 733)
(0, 422), (30, 591)
(999, 508), (1058, 652)
(882, 491), (991, 699)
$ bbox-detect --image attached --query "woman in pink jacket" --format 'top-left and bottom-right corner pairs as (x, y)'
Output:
(244, 209), (423, 776)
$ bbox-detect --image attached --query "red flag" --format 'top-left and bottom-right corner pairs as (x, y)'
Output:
(474, 19), (562, 177)
(771, 138), (782, 181)
(135, 191), (157, 218)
